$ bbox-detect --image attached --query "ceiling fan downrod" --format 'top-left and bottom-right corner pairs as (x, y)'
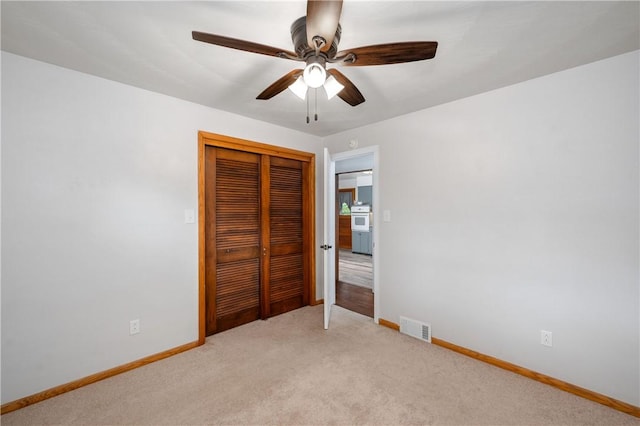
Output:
(312, 35), (326, 54)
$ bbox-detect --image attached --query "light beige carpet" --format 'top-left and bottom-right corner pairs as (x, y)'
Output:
(2, 305), (638, 425)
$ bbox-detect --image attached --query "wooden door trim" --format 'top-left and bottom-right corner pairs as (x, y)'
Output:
(198, 131), (316, 344)
(335, 176), (341, 286)
(338, 188), (356, 203)
(200, 131), (315, 162)
(260, 155), (271, 319)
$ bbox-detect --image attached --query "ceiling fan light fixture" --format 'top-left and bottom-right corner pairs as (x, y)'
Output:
(303, 62), (326, 88)
(323, 75), (344, 100)
(288, 76), (308, 100)
(193, 1), (439, 108)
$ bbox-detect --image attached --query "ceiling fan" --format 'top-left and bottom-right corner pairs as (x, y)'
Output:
(192, 0), (438, 108)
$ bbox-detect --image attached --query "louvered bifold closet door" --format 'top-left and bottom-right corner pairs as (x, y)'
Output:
(262, 156), (309, 317)
(205, 147), (261, 335)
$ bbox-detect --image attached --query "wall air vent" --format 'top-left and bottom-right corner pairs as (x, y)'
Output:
(399, 316), (432, 343)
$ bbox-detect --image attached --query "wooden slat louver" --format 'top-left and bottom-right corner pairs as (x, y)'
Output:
(206, 148), (261, 334)
(216, 258), (260, 317)
(270, 254), (304, 302)
(268, 159), (306, 315)
(216, 158), (260, 250)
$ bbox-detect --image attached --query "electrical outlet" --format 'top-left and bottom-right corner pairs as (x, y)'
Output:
(541, 330), (552, 347)
(129, 319), (140, 335)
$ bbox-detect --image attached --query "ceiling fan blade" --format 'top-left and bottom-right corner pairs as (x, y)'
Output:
(327, 69), (365, 106)
(256, 69), (304, 100)
(306, 0), (343, 52)
(336, 41), (438, 66)
(192, 31), (298, 59)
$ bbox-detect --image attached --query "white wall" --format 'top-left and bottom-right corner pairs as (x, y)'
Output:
(339, 176), (357, 190)
(324, 51), (639, 406)
(0, 52), (323, 404)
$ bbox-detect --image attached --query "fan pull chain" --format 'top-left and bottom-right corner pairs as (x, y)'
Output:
(305, 89), (320, 124)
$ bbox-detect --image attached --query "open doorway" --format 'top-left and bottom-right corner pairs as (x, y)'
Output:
(336, 171), (374, 317)
(328, 129), (380, 320)
(324, 146), (379, 327)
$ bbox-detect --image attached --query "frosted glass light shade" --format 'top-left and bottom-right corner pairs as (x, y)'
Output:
(323, 75), (344, 100)
(303, 62), (326, 88)
(288, 76), (307, 100)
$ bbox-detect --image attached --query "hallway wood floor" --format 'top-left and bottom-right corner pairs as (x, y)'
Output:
(337, 249), (374, 318)
(336, 281), (373, 318)
(338, 249), (372, 288)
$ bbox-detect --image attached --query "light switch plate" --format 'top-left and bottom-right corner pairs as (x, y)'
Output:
(383, 210), (391, 222)
(184, 209), (195, 224)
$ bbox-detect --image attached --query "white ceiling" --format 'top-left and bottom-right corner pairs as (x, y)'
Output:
(2, 1), (638, 137)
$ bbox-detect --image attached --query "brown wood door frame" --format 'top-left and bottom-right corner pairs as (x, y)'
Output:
(198, 131), (316, 344)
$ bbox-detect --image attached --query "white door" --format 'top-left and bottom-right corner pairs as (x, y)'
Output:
(323, 148), (336, 329)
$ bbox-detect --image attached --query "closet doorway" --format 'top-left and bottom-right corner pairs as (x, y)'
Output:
(198, 132), (316, 341)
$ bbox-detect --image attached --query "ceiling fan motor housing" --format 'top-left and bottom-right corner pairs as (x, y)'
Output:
(291, 16), (341, 60)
